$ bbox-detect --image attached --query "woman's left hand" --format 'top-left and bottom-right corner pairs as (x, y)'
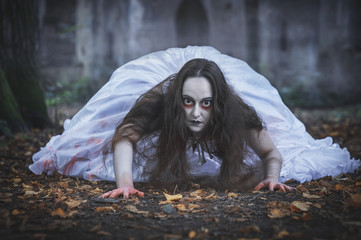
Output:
(254, 178), (293, 192)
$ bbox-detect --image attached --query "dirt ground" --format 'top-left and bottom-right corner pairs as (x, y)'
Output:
(1, 106), (361, 240)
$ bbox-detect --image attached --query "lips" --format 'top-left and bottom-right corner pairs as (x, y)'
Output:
(189, 120), (202, 125)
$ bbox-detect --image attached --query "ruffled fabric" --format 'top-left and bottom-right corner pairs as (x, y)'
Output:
(30, 46), (360, 183)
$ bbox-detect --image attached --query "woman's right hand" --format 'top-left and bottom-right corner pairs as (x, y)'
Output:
(101, 186), (144, 199)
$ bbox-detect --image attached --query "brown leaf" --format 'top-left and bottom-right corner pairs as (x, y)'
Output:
(227, 192), (238, 198)
(51, 208), (65, 218)
(24, 190), (37, 196)
(11, 209), (20, 216)
(228, 206), (241, 214)
(65, 198), (86, 209)
(22, 183), (32, 189)
(12, 178), (22, 183)
(292, 212), (312, 221)
(175, 204), (187, 212)
(58, 182), (69, 188)
(120, 212), (135, 219)
(125, 205), (149, 215)
(94, 206), (116, 213)
(302, 193), (321, 199)
(163, 192), (182, 202)
(296, 185), (309, 193)
(188, 230), (197, 238)
(205, 193), (218, 199)
(267, 208), (290, 219)
(188, 204), (200, 209)
(92, 187), (103, 194)
(334, 183), (344, 191)
(190, 190), (205, 198)
(290, 201), (311, 212)
(346, 193), (361, 209)
(313, 203), (322, 208)
(78, 185), (93, 191)
(277, 230), (290, 238)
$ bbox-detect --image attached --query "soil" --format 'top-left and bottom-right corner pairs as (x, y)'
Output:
(1, 106), (361, 240)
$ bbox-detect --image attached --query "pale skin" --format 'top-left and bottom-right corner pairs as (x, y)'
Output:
(101, 77), (292, 198)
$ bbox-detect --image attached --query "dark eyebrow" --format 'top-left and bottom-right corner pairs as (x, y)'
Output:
(182, 95), (194, 101)
(182, 95), (212, 101)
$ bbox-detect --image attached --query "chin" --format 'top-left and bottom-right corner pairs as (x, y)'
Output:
(188, 126), (205, 135)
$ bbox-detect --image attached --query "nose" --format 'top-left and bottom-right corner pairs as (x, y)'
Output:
(192, 104), (200, 118)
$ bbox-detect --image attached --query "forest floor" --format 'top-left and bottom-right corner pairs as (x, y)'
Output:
(1, 105), (361, 240)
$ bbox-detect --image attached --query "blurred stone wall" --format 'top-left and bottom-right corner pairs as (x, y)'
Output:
(38, 0), (361, 106)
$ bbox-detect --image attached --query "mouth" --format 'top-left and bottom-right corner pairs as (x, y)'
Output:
(189, 120), (202, 126)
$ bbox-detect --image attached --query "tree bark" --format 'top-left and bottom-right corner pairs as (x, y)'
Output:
(0, 0), (49, 132)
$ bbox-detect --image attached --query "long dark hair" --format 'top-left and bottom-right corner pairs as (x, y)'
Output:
(109, 59), (263, 190)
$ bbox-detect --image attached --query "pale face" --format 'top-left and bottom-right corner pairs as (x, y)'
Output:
(182, 77), (213, 134)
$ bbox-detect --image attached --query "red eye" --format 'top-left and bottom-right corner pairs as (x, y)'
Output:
(183, 98), (193, 108)
(201, 100), (212, 110)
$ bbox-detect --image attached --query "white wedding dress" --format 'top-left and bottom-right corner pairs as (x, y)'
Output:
(29, 46), (360, 183)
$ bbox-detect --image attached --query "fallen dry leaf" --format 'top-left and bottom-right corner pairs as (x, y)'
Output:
(94, 206), (116, 213)
(290, 201), (311, 212)
(51, 208), (65, 218)
(227, 192), (238, 198)
(227, 206), (241, 214)
(296, 185), (310, 193)
(175, 204), (187, 212)
(268, 208), (290, 219)
(159, 192), (183, 204)
(58, 182), (69, 188)
(313, 203), (322, 208)
(12, 178), (22, 183)
(277, 230), (290, 238)
(346, 193), (361, 209)
(190, 190), (205, 197)
(302, 193), (321, 199)
(24, 190), (37, 196)
(292, 212), (312, 221)
(334, 183), (344, 191)
(188, 230), (197, 238)
(125, 205), (149, 215)
(65, 198), (86, 209)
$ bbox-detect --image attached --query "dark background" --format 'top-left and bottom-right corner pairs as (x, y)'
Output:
(1, 0), (361, 132)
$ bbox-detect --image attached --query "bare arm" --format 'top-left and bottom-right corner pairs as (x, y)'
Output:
(101, 78), (170, 198)
(249, 129), (293, 192)
(101, 140), (144, 198)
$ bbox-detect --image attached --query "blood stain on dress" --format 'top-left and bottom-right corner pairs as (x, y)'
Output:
(63, 154), (88, 176)
(87, 138), (102, 145)
(43, 159), (53, 169)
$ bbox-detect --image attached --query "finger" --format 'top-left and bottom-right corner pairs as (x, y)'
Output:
(110, 190), (119, 198)
(101, 191), (112, 198)
(123, 189), (129, 199)
(136, 190), (144, 197)
(278, 184), (286, 192)
(268, 183), (275, 192)
(254, 183), (265, 191)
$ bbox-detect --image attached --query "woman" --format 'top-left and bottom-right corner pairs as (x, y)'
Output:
(30, 46), (360, 198)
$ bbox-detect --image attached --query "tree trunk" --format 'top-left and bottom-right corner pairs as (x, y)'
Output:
(0, 0), (49, 132)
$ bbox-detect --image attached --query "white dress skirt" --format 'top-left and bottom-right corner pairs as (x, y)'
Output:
(29, 46), (360, 184)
